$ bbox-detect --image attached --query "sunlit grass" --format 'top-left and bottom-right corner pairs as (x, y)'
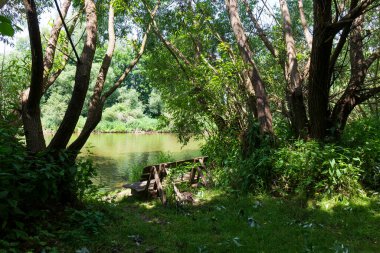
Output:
(54, 189), (380, 253)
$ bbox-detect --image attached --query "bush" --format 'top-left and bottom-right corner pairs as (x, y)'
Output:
(272, 141), (363, 196)
(341, 117), (380, 191)
(0, 122), (97, 245)
(202, 117), (379, 196)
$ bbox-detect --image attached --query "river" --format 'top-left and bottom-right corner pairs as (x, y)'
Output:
(46, 133), (202, 188)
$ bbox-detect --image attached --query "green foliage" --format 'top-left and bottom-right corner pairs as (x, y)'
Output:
(202, 116), (379, 197)
(0, 54), (30, 120)
(341, 117), (380, 191)
(0, 15), (15, 37)
(47, 190), (380, 253)
(127, 152), (174, 182)
(273, 141), (363, 196)
(0, 122), (98, 249)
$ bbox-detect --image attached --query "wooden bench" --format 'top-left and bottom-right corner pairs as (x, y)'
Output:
(123, 156), (208, 205)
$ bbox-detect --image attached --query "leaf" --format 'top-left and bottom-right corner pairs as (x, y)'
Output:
(329, 159), (336, 168)
(0, 15), (15, 37)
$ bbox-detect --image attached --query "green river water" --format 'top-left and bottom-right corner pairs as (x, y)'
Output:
(46, 133), (202, 188)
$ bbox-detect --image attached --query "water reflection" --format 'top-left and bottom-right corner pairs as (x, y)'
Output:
(45, 133), (202, 187)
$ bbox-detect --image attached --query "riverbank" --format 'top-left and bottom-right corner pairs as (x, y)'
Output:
(43, 129), (172, 135)
(11, 188), (379, 252)
(43, 116), (171, 135)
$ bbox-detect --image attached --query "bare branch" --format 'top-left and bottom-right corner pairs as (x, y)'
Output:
(242, 0), (278, 58)
(43, 0), (71, 88)
(102, 1), (160, 100)
(358, 86), (380, 102)
(365, 48), (380, 68)
(329, 0), (376, 35)
(329, 25), (351, 78)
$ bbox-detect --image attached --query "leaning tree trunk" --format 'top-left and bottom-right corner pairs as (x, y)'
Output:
(69, 1), (160, 154)
(48, 0), (98, 151)
(22, 0), (46, 153)
(225, 0), (273, 135)
(68, 4), (116, 153)
(42, 0), (71, 88)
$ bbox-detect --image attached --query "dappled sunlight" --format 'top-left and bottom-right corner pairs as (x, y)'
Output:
(102, 189), (380, 252)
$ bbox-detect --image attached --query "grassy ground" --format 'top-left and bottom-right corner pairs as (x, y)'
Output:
(50, 189), (380, 253)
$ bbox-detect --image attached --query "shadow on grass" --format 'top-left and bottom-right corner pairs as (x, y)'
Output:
(58, 190), (380, 253)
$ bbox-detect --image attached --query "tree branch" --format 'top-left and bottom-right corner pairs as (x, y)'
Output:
(365, 48), (380, 69)
(329, 25), (351, 78)
(298, 0), (312, 49)
(242, 0), (278, 58)
(328, 0), (376, 35)
(358, 86), (380, 103)
(48, 0), (98, 150)
(43, 0), (71, 88)
(102, 1), (160, 100)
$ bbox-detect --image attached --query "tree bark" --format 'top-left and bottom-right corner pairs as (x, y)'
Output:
(69, 4), (115, 152)
(22, 0), (46, 153)
(225, 0), (273, 135)
(298, 0), (312, 49)
(308, 0), (334, 139)
(42, 0), (71, 89)
(279, 0), (308, 138)
(48, 0), (97, 150)
(44, 12), (81, 92)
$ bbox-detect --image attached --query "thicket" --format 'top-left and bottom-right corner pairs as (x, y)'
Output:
(203, 116), (380, 197)
(0, 122), (98, 250)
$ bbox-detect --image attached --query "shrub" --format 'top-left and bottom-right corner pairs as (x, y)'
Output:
(272, 141), (363, 196)
(341, 117), (380, 191)
(0, 122), (97, 244)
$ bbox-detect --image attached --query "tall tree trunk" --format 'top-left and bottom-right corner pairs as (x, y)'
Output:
(22, 0), (46, 153)
(308, 0), (333, 139)
(225, 0), (273, 135)
(279, 0), (308, 138)
(48, 0), (97, 150)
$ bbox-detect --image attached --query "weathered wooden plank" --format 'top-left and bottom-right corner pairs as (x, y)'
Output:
(123, 179), (155, 192)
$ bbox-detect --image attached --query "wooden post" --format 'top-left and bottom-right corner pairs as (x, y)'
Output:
(145, 167), (153, 198)
(190, 166), (196, 184)
(153, 167), (167, 205)
(197, 166), (207, 186)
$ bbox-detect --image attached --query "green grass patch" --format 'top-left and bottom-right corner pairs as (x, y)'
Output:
(30, 189), (380, 253)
